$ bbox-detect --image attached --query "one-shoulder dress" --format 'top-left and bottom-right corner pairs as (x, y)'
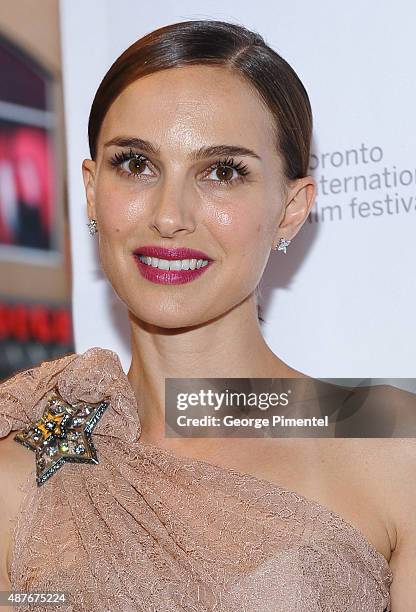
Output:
(0, 347), (393, 611)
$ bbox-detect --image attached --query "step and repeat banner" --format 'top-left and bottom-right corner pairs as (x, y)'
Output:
(59, 0), (415, 382)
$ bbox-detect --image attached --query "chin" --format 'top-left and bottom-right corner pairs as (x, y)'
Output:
(129, 303), (215, 330)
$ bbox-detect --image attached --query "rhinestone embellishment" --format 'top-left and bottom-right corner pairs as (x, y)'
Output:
(87, 219), (98, 235)
(277, 237), (291, 254)
(14, 390), (109, 487)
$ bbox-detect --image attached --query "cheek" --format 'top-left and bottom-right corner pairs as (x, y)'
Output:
(210, 203), (269, 258)
(95, 181), (146, 236)
(206, 202), (271, 294)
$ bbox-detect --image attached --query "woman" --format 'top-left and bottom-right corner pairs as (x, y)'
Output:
(0, 19), (414, 611)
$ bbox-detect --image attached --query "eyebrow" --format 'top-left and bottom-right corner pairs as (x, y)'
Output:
(103, 136), (262, 161)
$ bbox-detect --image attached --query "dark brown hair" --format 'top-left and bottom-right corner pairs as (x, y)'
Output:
(87, 20), (313, 322)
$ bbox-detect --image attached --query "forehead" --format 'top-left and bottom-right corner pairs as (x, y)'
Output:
(99, 65), (277, 157)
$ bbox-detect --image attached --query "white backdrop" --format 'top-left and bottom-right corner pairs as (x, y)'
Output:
(59, 0), (416, 381)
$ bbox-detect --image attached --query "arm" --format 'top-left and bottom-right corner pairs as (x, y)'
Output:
(388, 438), (416, 610)
(0, 433), (15, 590)
(0, 430), (34, 591)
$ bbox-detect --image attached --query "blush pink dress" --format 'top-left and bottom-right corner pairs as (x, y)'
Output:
(0, 347), (393, 611)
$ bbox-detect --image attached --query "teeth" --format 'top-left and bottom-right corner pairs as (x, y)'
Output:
(138, 255), (210, 270)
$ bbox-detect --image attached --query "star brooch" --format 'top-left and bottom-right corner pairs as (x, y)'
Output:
(14, 390), (109, 486)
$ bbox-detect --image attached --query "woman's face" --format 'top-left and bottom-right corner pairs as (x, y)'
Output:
(83, 65), (308, 328)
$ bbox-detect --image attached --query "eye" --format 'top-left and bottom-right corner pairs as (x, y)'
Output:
(204, 157), (250, 187)
(109, 149), (153, 180)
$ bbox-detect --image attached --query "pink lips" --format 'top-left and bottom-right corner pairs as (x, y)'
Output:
(132, 245), (213, 285)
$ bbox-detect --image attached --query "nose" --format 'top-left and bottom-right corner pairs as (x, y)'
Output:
(148, 170), (197, 239)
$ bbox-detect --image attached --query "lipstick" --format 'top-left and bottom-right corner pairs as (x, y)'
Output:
(132, 245), (214, 285)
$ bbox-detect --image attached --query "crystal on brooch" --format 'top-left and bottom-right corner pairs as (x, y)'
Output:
(14, 390), (109, 487)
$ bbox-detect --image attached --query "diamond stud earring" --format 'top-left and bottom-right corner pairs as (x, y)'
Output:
(273, 237), (291, 254)
(87, 219), (98, 235)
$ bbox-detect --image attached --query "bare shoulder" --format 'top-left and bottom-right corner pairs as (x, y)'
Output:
(336, 434), (416, 525)
(0, 430), (35, 588)
(352, 383), (416, 499)
(330, 383), (416, 607)
(371, 432), (416, 607)
(367, 433), (416, 607)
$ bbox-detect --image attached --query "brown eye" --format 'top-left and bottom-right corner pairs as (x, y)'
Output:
(128, 157), (147, 175)
(109, 150), (154, 181)
(204, 157), (249, 187)
(215, 165), (234, 182)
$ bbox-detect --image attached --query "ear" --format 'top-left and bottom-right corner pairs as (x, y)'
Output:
(82, 159), (97, 220)
(272, 176), (316, 248)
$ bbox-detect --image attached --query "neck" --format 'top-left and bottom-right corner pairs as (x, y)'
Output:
(126, 294), (302, 443)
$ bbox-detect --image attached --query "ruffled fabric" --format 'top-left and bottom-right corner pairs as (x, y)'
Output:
(0, 348), (141, 444)
(0, 347), (393, 611)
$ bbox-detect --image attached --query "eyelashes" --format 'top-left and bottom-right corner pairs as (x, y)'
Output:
(108, 148), (250, 187)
